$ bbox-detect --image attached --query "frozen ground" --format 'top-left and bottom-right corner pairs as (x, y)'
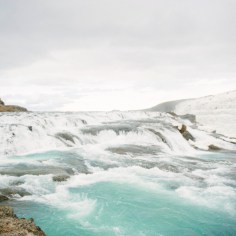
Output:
(149, 90), (236, 138)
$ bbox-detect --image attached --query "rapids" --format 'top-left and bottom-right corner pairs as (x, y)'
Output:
(0, 111), (236, 235)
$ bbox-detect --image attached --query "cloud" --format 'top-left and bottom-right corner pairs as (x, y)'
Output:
(0, 0), (235, 110)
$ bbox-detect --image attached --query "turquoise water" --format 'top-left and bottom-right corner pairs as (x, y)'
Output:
(0, 112), (236, 236)
(4, 150), (236, 236)
(1, 149), (234, 236)
(11, 180), (236, 236)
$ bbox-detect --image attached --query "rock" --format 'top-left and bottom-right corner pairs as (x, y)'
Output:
(52, 175), (70, 182)
(0, 195), (9, 202)
(0, 105), (28, 112)
(0, 98), (28, 112)
(179, 124), (187, 134)
(0, 187), (31, 197)
(0, 206), (14, 218)
(0, 205), (46, 236)
(81, 119), (87, 124)
(208, 144), (222, 151)
(148, 129), (167, 143)
(182, 131), (195, 141)
(167, 111), (178, 117)
(0, 164), (75, 177)
(55, 132), (75, 144)
(178, 124), (195, 141)
(0, 98), (5, 105)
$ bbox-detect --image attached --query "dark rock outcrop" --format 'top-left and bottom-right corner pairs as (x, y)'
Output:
(179, 124), (187, 133)
(0, 166), (74, 177)
(148, 129), (167, 143)
(168, 112), (196, 123)
(179, 124), (195, 141)
(208, 144), (222, 151)
(0, 195), (9, 202)
(0, 187), (31, 197)
(55, 132), (75, 144)
(0, 205), (46, 236)
(0, 98), (5, 105)
(52, 175), (70, 182)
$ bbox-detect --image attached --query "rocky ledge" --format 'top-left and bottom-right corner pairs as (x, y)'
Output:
(0, 98), (27, 112)
(0, 205), (46, 236)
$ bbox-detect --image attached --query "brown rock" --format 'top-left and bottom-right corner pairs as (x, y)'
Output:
(179, 124), (187, 134)
(0, 98), (28, 112)
(0, 105), (28, 112)
(0, 205), (46, 236)
(178, 124), (195, 141)
(52, 175), (70, 182)
(0, 187), (31, 197)
(208, 144), (222, 151)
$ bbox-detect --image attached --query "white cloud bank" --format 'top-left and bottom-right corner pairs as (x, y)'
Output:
(0, 0), (236, 111)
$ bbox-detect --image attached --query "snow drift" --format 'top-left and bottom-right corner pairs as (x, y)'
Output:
(148, 90), (236, 138)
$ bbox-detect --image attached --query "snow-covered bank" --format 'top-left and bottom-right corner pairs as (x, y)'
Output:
(149, 90), (236, 138)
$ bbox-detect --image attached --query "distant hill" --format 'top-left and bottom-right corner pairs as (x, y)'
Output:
(147, 99), (190, 112)
(147, 90), (236, 138)
(0, 98), (28, 112)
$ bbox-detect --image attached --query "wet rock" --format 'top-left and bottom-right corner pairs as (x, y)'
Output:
(0, 205), (46, 236)
(0, 195), (9, 202)
(57, 156), (90, 174)
(182, 131), (195, 141)
(157, 163), (180, 173)
(53, 175), (70, 182)
(0, 187), (31, 197)
(55, 132), (82, 146)
(0, 98), (5, 105)
(81, 119), (87, 124)
(179, 124), (195, 141)
(148, 129), (167, 143)
(208, 144), (222, 151)
(0, 164), (75, 176)
(179, 124), (187, 133)
(55, 132), (75, 144)
(107, 144), (160, 155)
(81, 124), (135, 135)
(167, 112), (178, 117)
(10, 180), (25, 186)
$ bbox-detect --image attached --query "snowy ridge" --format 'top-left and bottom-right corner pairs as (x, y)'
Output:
(149, 90), (236, 138)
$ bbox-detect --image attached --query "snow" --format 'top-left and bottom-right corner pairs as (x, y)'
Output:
(150, 90), (236, 138)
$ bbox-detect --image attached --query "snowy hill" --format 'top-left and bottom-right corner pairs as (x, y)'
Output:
(149, 90), (236, 138)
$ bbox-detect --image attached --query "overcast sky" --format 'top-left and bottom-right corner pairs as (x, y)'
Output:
(0, 0), (236, 111)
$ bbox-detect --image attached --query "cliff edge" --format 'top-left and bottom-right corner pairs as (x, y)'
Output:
(0, 205), (46, 236)
(0, 98), (28, 112)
